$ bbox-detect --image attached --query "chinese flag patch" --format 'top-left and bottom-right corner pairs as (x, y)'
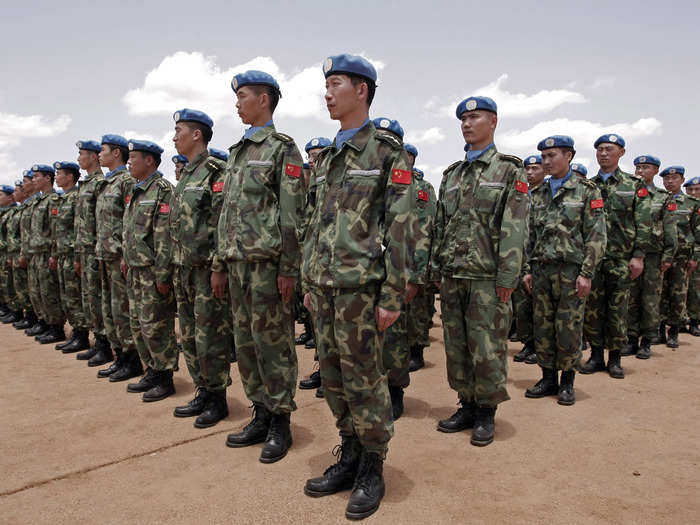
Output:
(51, 208), (58, 216)
(125, 195), (131, 205)
(637, 187), (649, 198)
(159, 203), (170, 214)
(667, 202), (678, 211)
(515, 180), (528, 194)
(392, 169), (412, 185)
(417, 190), (429, 201)
(590, 199), (604, 209)
(285, 163), (301, 178)
(212, 181), (224, 193)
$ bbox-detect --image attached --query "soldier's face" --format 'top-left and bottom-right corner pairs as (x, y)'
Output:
(56, 169), (74, 190)
(324, 74), (362, 121)
(22, 177), (34, 194)
(173, 123), (197, 156)
(0, 193), (11, 206)
(460, 111), (497, 146)
(407, 153), (416, 168)
(663, 174), (683, 194)
(307, 148), (322, 170)
(236, 86), (264, 125)
(634, 163), (658, 184)
(33, 172), (50, 192)
(128, 151), (150, 179)
(98, 145), (115, 167)
(686, 184), (700, 198)
(174, 163), (184, 181)
(525, 163), (545, 185)
(541, 149), (571, 178)
(596, 143), (624, 171)
(77, 149), (96, 170)
(13, 188), (24, 202)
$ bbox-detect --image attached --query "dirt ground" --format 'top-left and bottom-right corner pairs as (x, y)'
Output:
(1, 309), (699, 525)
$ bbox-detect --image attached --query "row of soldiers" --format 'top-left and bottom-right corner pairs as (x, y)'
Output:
(0, 53), (696, 520)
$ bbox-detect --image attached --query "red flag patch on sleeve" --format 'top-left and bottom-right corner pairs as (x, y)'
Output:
(125, 195), (131, 205)
(637, 187), (649, 197)
(515, 180), (529, 193)
(51, 208), (58, 216)
(590, 199), (604, 209)
(667, 202), (678, 211)
(417, 190), (429, 201)
(285, 163), (301, 178)
(212, 181), (224, 193)
(159, 203), (170, 214)
(392, 169), (412, 185)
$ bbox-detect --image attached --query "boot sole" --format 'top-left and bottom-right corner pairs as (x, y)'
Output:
(608, 371), (625, 379)
(579, 367), (606, 375)
(142, 390), (175, 402)
(299, 383), (321, 390)
(88, 358), (113, 367)
(470, 436), (494, 447)
(524, 390), (558, 398)
(226, 436), (267, 448)
(259, 442), (292, 463)
(173, 410), (203, 418)
(304, 480), (355, 498)
(635, 354), (650, 360)
(193, 417), (227, 429)
(437, 424), (472, 433)
(557, 398), (575, 406)
(345, 495), (383, 520)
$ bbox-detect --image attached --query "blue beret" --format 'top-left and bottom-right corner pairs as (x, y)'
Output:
(323, 54), (377, 83)
(372, 117), (404, 139)
(633, 155), (661, 167)
(683, 176), (700, 187)
(101, 134), (128, 148)
(32, 163), (55, 174)
(660, 165), (685, 177)
(56, 188), (65, 196)
(594, 134), (625, 149)
(571, 163), (588, 176)
(404, 143), (418, 158)
(209, 148), (229, 161)
(231, 70), (281, 94)
(456, 96), (497, 119)
(1, 185), (14, 194)
(128, 140), (163, 155)
(413, 168), (425, 177)
(303, 162), (310, 170)
(53, 161), (80, 172)
(537, 135), (575, 151)
(304, 137), (332, 152)
(75, 140), (101, 152)
(171, 154), (188, 164)
(22, 169), (33, 179)
(524, 155), (542, 165)
(174, 108), (214, 129)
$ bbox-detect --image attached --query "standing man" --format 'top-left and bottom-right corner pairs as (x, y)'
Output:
(17, 169), (43, 335)
(8, 181), (31, 328)
(431, 96), (528, 446)
(170, 109), (232, 428)
(0, 184), (22, 324)
(0, 186), (17, 322)
(683, 176), (700, 336)
(172, 154), (187, 182)
(581, 134), (651, 379)
(522, 136), (606, 405)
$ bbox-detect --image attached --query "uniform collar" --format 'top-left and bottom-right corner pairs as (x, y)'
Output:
(181, 150), (209, 176)
(134, 171), (160, 190)
(63, 185), (78, 194)
(105, 165), (127, 179)
(334, 119), (372, 151)
(464, 142), (495, 163)
(243, 120), (274, 142)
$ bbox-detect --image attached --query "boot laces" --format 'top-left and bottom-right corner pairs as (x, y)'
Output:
(354, 454), (378, 492)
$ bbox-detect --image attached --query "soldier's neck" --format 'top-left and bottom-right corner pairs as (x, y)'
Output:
(339, 108), (369, 131)
(182, 144), (207, 160)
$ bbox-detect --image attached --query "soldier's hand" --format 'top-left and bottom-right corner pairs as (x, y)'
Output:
(496, 286), (514, 303)
(523, 274), (533, 294)
(575, 275), (592, 298)
(375, 306), (400, 332)
(210, 271), (227, 299)
(74, 260), (81, 275)
(120, 259), (128, 279)
(48, 257), (57, 271)
(629, 257), (644, 280)
(661, 262), (672, 274)
(405, 282), (419, 303)
(156, 282), (170, 296)
(18, 256), (27, 269)
(277, 275), (295, 304)
(304, 292), (312, 312)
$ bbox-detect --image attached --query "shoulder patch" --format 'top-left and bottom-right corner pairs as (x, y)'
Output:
(498, 153), (524, 167)
(375, 132), (402, 150)
(205, 159), (225, 173)
(687, 195), (699, 202)
(155, 178), (172, 191)
(271, 132), (294, 143)
(443, 161), (462, 176)
(578, 178), (597, 189)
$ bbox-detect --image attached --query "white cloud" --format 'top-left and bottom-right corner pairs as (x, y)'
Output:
(405, 127), (445, 146)
(0, 112), (71, 147)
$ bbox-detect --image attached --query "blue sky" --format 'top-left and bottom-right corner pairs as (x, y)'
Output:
(1, 0), (698, 190)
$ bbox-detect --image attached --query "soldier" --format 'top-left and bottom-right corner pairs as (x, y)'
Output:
(172, 154), (188, 182)
(512, 154), (545, 364)
(659, 166), (699, 348)
(300, 54), (411, 519)
(571, 163), (588, 178)
(0, 186), (17, 321)
(683, 176), (700, 336)
(212, 70), (304, 463)
(74, 140), (109, 361)
(581, 134), (651, 379)
(624, 156), (677, 359)
(431, 96), (528, 447)
(170, 109), (233, 428)
(8, 181), (31, 328)
(209, 148), (228, 162)
(522, 136), (606, 405)
(52, 162), (91, 353)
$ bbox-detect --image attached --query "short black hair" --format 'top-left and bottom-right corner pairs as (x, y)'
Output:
(67, 168), (80, 183)
(349, 75), (376, 107)
(559, 147), (576, 161)
(249, 84), (280, 113)
(138, 151), (162, 169)
(182, 121), (213, 145)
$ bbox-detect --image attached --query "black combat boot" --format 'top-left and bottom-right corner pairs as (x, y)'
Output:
(524, 351), (538, 364)
(525, 367), (559, 398)
(295, 320), (313, 345)
(174, 388), (209, 417)
(38, 324), (65, 344)
(61, 330), (91, 353)
(56, 330), (76, 351)
(109, 350), (143, 382)
(1, 310), (22, 324)
(87, 335), (112, 366)
(408, 345), (425, 372)
(26, 319), (48, 337)
(621, 336), (639, 356)
(97, 348), (123, 378)
(305, 435), (362, 497)
(304, 336), (316, 349)
(580, 347), (606, 374)
(666, 325), (679, 349)
(76, 344), (99, 361)
(690, 320), (700, 337)
(142, 369), (175, 402)
(607, 350), (624, 379)
(636, 337), (652, 360)
(558, 370), (576, 406)
(471, 405), (497, 447)
(389, 385), (404, 421)
(226, 405), (271, 447)
(345, 451), (385, 520)
(14, 310), (35, 329)
(315, 385), (325, 398)
(126, 367), (158, 393)
(299, 369), (321, 389)
(260, 412), (292, 463)
(0, 303), (8, 316)
(513, 341), (535, 362)
(437, 400), (476, 433)
(194, 391), (229, 428)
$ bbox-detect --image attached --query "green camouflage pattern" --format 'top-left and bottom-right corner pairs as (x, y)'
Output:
(18, 193), (38, 258)
(686, 268), (700, 321)
(29, 253), (64, 325)
(0, 207), (14, 307)
(100, 259), (134, 351)
(74, 170), (105, 253)
(58, 255), (87, 330)
(407, 283), (436, 349)
(53, 187), (79, 256)
(511, 279), (533, 344)
(382, 303), (410, 389)
(6, 205), (28, 311)
(583, 258), (631, 352)
(409, 170), (436, 284)
(79, 251), (104, 335)
(95, 168), (132, 261)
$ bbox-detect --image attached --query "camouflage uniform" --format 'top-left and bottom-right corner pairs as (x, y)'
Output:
(0, 207), (14, 309)
(75, 170), (106, 336)
(171, 150), (232, 392)
(19, 193), (41, 319)
(527, 174), (607, 370)
(628, 187), (677, 340)
(213, 124), (304, 415)
(302, 122), (413, 456)
(123, 171), (177, 371)
(96, 167), (134, 353)
(430, 146), (529, 407)
(7, 203), (28, 313)
(687, 269), (700, 322)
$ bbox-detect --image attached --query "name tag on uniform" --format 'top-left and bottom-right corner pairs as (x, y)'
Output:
(479, 182), (506, 188)
(347, 169), (381, 176)
(562, 201), (584, 208)
(82, 192), (93, 197)
(676, 209), (691, 215)
(615, 190), (635, 196)
(247, 160), (273, 167)
(184, 186), (204, 192)
(446, 184), (460, 193)
(138, 200), (156, 205)
(315, 176), (326, 183)
(104, 192), (120, 198)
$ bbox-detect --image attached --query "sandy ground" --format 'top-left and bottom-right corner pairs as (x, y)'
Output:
(1, 309), (699, 525)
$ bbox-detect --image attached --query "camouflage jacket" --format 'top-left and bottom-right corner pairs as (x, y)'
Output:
(301, 122), (414, 312)
(589, 168), (651, 261)
(213, 125), (305, 276)
(6, 204), (23, 256)
(53, 186), (79, 257)
(75, 169), (105, 253)
(647, 186), (677, 264)
(171, 150), (226, 267)
(668, 193), (699, 259)
(19, 194), (39, 258)
(28, 190), (60, 255)
(96, 167), (133, 261)
(411, 170), (437, 285)
(527, 173), (607, 278)
(122, 172), (173, 284)
(430, 146), (529, 289)
(0, 207), (10, 255)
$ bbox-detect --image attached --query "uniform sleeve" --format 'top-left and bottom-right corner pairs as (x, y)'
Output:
(153, 186), (173, 284)
(19, 208), (29, 258)
(429, 177), (448, 283)
(632, 180), (652, 259)
(692, 202), (700, 261)
(412, 183), (437, 284)
(496, 165), (529, 289)
(277, 142), (305, 278)
(662, 195), (678, 265)
(523, 195), (536, 275)
(49, 195), (60, 258)
(580, 187), (607, 278)
(209, 162), (227, 270)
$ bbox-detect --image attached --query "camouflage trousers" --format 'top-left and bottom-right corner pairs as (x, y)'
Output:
(406, 284), (434, 349)
(27, 255), (43, 319)
(584, 258), (631, 353)
(661, 254), (690, 325)
(512, 276), (534, 344)
(175, 265), (232, 392)
(532, 263), (584, 371)
(628, 253), (663, 339)
(227, 260), (297, 414)
(79, 251), (104, 336)
(0, 255), (14, 307)
(58, 255), (88, 330)
(686, 267), (700, 321)
(440, 278), (511, 407)
(308, 286), (393, 457)
(29, 253), (64, 325)
(100, 259), (134, 352)
(382, 302), (410, 389)
(127, 266), (178, 371)
(12, 256), (29, 311)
